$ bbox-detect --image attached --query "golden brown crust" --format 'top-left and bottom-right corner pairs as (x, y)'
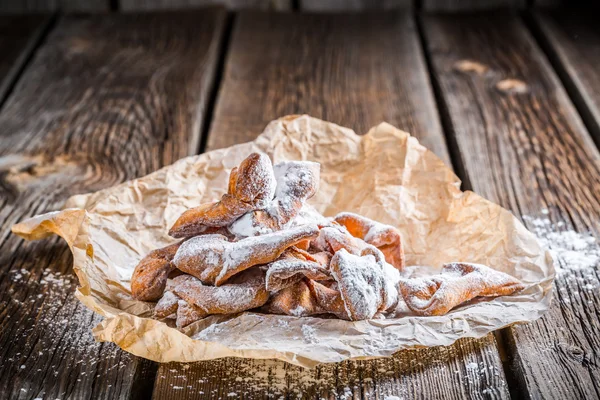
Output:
(308, 280), (349, 320)
(176, 300), (207, 328)
(334, 212), (405, 271)
(263, 279), (325, 317)
(173, 225), (320, 286)
(228, 161), (321, 237)
(173, 269), (269, 320)
(265, 248), (332, 292)
(131, 242), (181, 301)
(169, 153), (276, 238)
(399, 262), (525, 316)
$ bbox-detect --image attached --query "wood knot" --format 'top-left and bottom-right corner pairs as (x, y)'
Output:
(496, 79), (528, 94)
(556, 342), (594, 365)
(453, 60), (488, 75)
(0, 154), (81, 202)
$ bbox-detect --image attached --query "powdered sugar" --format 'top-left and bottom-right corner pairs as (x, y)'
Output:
(285, 203), (330, 228)
(272, 161), (320, 211)
(524, 215), (599, 275)
(398, 263), (524, 315)
(228, 212), (273, 237)
(217, 225), (319, 284)
(301, 324), (318, 343)
(331, 249), (387, 320)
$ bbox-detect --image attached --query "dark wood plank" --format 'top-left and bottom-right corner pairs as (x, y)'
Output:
(422, 12), (600, 399)
(0, 9), (226, 400)
(120, 0), (291, 11)
(0, 15), (51, 106)
(533, 10), (600, 147)
(423, 0), (525, 11)
(0, 0), (108, 12)
(207, 11), (451, 164)
(154, 11), (511, 400)
(300, 0), (411, 11)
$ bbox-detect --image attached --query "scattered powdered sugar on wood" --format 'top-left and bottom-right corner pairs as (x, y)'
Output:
(154, 350), (504, 398)
(524, 214), (599, 275)
(4, 267), (137, 397)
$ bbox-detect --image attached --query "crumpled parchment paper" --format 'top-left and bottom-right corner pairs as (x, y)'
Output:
(12, 115), (554, 368)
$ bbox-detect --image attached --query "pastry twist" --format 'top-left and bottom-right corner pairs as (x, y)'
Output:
(399, 262), (524, 316)
(169, 153), (276, 238)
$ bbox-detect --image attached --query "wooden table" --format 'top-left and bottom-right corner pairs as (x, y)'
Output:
(0, 7), (598, 400)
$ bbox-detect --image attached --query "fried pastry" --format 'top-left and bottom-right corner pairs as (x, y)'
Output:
(329, 247), (400, 320)
(399, 262), (525, 316)
(153, 275), (196, 318)
(173, 268), (269, 324)
(308, 280), (349, 320)
(229, 161), (320, 237)
(173, 224), (320, 286)
(176, 300), (206, 329)
(263, 279), (325, 317)
(154, 291), (180, 319)
(169, 153), (277, 238)
(265, 248), (331, 292)
(131, 242), (181, 301)
(312, 225), (367, 255)
(334, 212), (405, 271)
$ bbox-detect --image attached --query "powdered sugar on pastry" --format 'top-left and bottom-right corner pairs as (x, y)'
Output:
(265, 255), (331, 292)
(169, 153), (276, 238)
(398, 262), (524, 316)
(329, 247), (399, 320)
(334, 212), (405, 271)
(174, 268), (268, 320)
(173, 224), (319, 286)
(286, 204), (330, 228)
(228, 162), (321, 237)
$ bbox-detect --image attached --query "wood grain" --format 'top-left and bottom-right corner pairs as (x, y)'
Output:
(208, 11), (451, 165)
(0, 0), (108, 12)
(422, 12), (600, 399)
(300, 0), (411, 11)
(423, 0), (525, 11)
(0, 10), (226, 400)
(0, 15), (51, 107)
(154, 11), (511, 400)
(154, 336), (509, 399)
(533, 10), (600, 147)
(120, 0), (291, 11)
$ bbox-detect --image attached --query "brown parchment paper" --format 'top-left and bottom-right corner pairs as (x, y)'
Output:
(12, 115), (554, 368)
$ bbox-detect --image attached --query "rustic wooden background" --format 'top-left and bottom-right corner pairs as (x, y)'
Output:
(0, 0), (599, 399)
(0, 0), (586, 12)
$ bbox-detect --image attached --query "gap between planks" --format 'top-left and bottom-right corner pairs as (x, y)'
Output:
(0, 9), (227, 400)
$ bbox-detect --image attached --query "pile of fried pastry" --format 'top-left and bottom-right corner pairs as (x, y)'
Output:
(131, 153), (525, 328)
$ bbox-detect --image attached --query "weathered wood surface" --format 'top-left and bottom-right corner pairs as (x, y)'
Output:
(533, 10), (600, 146)
(423, 12), (600, 399)
(0, 15), (51, 107)
(207, 11), (451, 165)
(154, 11), (510, 400)
(154, 337), (508, 399)
(300, 0), (411, 11)
(0, 9), (226, 400)
(0, 0), (108, 12)
(120, 0), (291, 11)
(423, 0), (525, 11)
